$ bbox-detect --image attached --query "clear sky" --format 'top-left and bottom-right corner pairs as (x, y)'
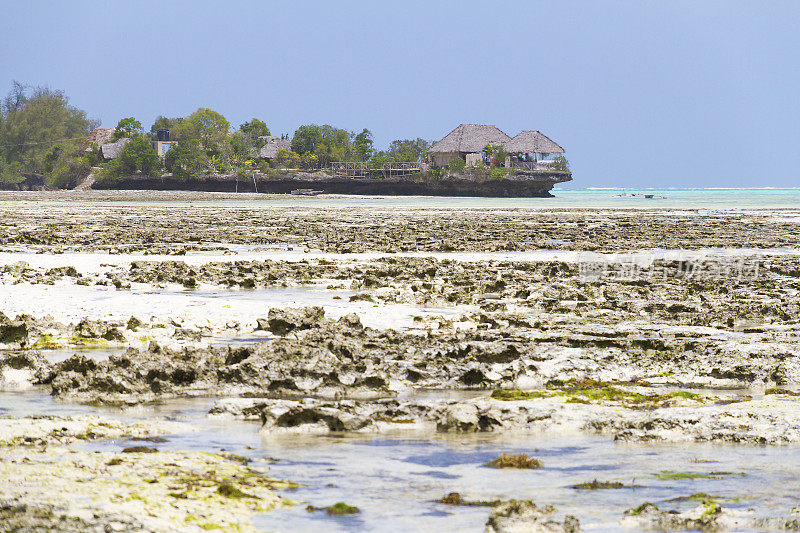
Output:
(1, 1), (798, 188)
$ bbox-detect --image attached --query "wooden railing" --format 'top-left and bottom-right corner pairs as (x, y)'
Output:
(510, 161), (556, 170)
(329, 161), (422, 178)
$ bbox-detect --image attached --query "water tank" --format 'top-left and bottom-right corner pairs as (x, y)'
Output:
(156, 129), (170, 141)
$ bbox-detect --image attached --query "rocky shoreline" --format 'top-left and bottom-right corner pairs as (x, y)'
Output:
(2, 192), (800, 530)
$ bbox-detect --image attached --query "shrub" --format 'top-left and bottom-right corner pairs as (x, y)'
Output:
(447, 157), (465, 172)
(552, 155), (570, 171)
(101, 136), (160, 182)
(0, 161), (25, 183)
(164, 139), (208, 179)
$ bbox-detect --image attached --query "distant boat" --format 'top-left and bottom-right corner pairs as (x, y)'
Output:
(290, 189), (323, 196)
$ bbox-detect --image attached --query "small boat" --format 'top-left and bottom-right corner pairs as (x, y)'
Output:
(290, 189), (324, 196)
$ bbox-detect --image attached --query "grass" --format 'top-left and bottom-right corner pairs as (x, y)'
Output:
(484, 453), (542, 469)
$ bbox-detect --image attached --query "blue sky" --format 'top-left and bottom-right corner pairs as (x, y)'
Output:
(1, 1), (798, 188)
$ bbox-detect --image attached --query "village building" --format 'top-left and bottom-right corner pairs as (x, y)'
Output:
(427, 124), (511, 167)
(428, 124), (565, 169)
(84, 128), (115, 152)
(151, 129), (177, 157)
(258, 136), (292, 161)
(503, 130), (565, 168)
(100, 137), (130, 159)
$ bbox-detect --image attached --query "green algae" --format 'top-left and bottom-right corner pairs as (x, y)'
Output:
(437, 493), (500, 507)
(630, 502), (658, 515)
(765, 388), (800, 397)
(217, 482), (259, 500)
(571, 479), (626, 490)
(484, 453), (542, 469)
(654, 471), (745, 481)
(326, 502), (360, 515)
(121, 446), (158, 454)
(491, 380), (707, 407)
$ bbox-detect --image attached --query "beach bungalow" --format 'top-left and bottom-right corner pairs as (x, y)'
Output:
(100, 137), (130, 159)
(503, 130), (565, 169)
(258, 136), (293, 161)
(428, 124), (511, 167)
(84, 128), (115, 151)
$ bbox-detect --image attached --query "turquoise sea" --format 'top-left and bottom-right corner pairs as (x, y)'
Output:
(140, 188), (800, 210)
(4, 188), (799, 210)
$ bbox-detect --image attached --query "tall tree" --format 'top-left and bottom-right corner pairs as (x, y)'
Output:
(150, 116), (183, 134)
(113, 117), (143, 140)
(291, 124), (322, 155)
(0, 82), (98, 173)
(172, 108), (230, 154)
(353, 129), (374, 161)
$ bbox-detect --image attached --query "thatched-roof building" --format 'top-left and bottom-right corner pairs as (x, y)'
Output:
(428, 124), (511, 167)
(504, 130), (564, 155)
(84, 128), (115, 152)
(259, 136), (293, 160)
(429, 124), (566, 168)
(100, 137), (130, 160)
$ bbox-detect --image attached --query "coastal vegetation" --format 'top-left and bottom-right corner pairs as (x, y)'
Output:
(0, 81), (569, 190)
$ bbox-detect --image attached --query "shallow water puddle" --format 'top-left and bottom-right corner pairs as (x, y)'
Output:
(5, 389), (800, 531)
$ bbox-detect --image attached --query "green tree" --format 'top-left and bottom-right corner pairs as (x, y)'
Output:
(378, 138), (431, 163)
(169, 108), (230, 160)
(150, 116), (183, 134)
(291, 124), (322, 155)
(43, 143), (92, 188)
(103, 135), (160, 180)
(312, 125), (356, 166)
(113, 117), (143, 140)
(353, 129), (374, 161)
(272, 148), (302, 169)
(239, 118), (270, 140)
(164, 138), (208, 179)
(0, 160), (25, 184)
(0, 82), (98, 173)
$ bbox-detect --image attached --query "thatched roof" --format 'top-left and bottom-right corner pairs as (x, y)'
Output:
(259, 136), (293, 159)
(504, 131), (564, 154)
(100, 137), (130, 159)
(84, 128), (115, 151)
(429, 124), (511, 153)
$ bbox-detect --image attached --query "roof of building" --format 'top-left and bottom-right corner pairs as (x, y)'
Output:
(259, 136), (293, 159)
(428, 124), (512, 153)
(84, 128), (116, 151)
(503, 130), (565, 154)
(100, 137), (130, 159)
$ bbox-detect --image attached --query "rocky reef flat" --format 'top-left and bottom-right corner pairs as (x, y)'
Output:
(2, 191), (800, 531)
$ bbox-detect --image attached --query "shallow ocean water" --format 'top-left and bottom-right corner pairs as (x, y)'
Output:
(3, 387), (800, 531)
